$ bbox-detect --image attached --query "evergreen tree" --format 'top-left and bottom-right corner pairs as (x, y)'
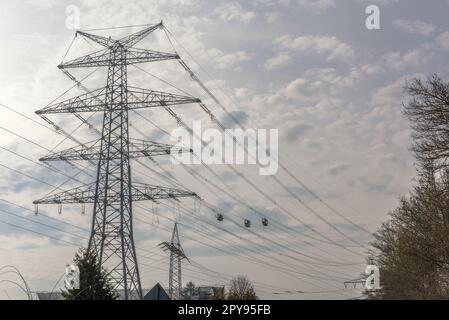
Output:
(62, 248), (119, 300)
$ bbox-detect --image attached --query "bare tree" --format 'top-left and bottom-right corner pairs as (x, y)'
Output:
(369, 169), (449, 299)
(403, 74), (449, 173)
(227, 275), (257, 300)
(368, 75), (449, 299)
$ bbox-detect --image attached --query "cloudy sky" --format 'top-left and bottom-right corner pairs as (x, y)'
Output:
(1, 0), (449, 300)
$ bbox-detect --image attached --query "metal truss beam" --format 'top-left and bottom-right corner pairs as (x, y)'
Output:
(76, 22), (163, 50)
(39, 139), (192, 161)
(58, 48), (178, 69)
(118, 22), (163, 48)
(33, 183), (197, 205)
(159, 242), (189, 262)
(35, 86), (199, 115)
(76, 31), (116, 48)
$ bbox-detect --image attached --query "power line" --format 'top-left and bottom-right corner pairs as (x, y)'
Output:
(0, 198), (87, 232)
(131, 62), (365, 256)
(0, 219), (79, 247)
(134, 204), (350, 290)
(0, 197), (325, 297)
(163, 25), (372, 241)
(56, 63), (366, 260)
(1, 24), (368, 294)
(0, 152), (358, 291)
(53, 56), (367, 276)
(128, 110), (362, 253)
(134, 211), (354, 298)
(0, 103), (360, 296)
(0, 207), (86, 241)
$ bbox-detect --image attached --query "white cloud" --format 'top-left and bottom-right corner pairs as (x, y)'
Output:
(263, 52), (292, 70)
(393, 19), (435, 36)
(360, 64), (384, 75)
(265, 12), (281, 23)
(382, 49), (429, 70)
(355, 0), (399, 5)
(217, 50), (252, 69)
(0, 234), (51, 251)
(270, 68), (363, 104)
(435, 31), (449, 51)
(235, 87), (252, 98)
(298, 0), (336, 13)
(25, 0), (57, 8)
(213, 2), (256, 23)
(249, 0), (277, 6)
(205, 48), (252, 69)
(274, 34), (355, 63)
(284, 78), (307, 99)
(299, 68), (363, 96)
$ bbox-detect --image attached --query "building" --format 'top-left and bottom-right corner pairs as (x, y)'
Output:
(143, 283), (170, 300)
(184, 285), (225, 300)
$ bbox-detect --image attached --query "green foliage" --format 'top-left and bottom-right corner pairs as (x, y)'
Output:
(62, 248), (119, 300)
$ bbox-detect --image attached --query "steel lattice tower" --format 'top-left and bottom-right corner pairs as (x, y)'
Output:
(33, 22), (198, 300)
(159, 223), (188, 299)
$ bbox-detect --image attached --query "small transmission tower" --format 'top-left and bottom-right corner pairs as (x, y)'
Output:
(159, 223), (189, 300)
(33, 22), (199, 299)
(344, 276), (368, 289)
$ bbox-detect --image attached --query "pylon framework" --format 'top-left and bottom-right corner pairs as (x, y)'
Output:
(33, 22), (199, 300)
(159, 223), (189, 300)
(343, 276), (368, 289)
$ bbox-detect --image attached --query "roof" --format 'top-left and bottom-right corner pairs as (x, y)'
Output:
(143, 283), (171, 300)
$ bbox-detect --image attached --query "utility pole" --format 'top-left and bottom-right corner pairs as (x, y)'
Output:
(33, 22), (199, 300)
(159, 222), (189, 299)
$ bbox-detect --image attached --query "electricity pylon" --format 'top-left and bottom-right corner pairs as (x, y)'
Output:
(33, 22), (199, 300)
(344, 276), (368, 289)
(159, 222), (189, 299)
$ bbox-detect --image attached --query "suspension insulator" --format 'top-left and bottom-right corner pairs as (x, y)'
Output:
(244, 219), (251, 228)
(216, 213), (224, 222)
(262, 218), (268, 226)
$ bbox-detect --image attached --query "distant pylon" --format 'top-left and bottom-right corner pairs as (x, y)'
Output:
(159, 222), (189, 299)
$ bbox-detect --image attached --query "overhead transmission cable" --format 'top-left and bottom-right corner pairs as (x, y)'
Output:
(55, 34), (364, 254)
(162, 26), (372, 240)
